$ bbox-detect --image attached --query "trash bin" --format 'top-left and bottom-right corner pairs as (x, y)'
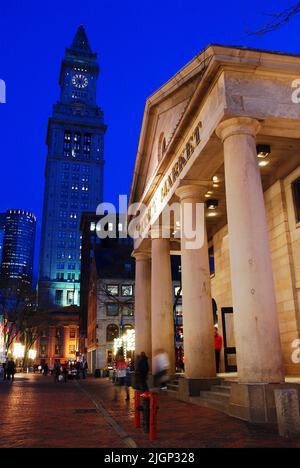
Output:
(94, 369), (101, 379)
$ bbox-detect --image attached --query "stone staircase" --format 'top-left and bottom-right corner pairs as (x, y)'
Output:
(190, 380), (232, 414)
(166, 375), (180, 397)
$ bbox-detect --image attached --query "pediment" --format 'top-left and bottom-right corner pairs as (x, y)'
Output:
(131, 53), (214, 204)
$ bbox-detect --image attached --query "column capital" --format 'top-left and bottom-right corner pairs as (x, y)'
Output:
(132, 250), (151, 261)
(216, 117), (261, 142)
(176, 183), (209, 202)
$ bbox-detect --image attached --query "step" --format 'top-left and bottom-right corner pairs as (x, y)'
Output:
(166, 388), (179, 397)
(167, 383), (179, 391)
(210, 385), (231, 395)
(200, 391), (230, 404)
(220, 380), (233, 387)
(190, 396), (229, 414)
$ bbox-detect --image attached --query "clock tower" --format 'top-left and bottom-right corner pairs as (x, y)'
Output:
(38, 26), (106, 310)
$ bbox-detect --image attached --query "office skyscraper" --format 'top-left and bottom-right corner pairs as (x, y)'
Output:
(0, 209), (36, 296)
(0, 213), (5, 268)
(38, 26), (106, 309)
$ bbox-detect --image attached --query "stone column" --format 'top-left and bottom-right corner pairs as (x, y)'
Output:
(151, 229), (175, 373)
(176, 184), (216, 383)
(216, 117), (284, 384)
(132, 251), (152, 362)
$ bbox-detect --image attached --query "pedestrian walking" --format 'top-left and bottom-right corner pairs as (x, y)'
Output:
(43, 363), (49, 376)
(62, 362), (69, 383)
(125, 363), (131, 401)
(113, 356), (127, 401)
(214, 326), (223, 374)
(2, 362), (7, 380)
(54, 362), (61, 383)
(153, 349), (170, 390)
(75, 361), (82, 380)
(6, 359), (16, 384)
(136, 352), (149, 393)
(82, 361), (88, 379)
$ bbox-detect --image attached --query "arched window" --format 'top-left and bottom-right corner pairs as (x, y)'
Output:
(158, 133), (167, 162)
(106, 324), (119, 342)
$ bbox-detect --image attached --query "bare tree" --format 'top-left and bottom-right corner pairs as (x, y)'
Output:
(18, 307), (49, 368)
(249, 2), (300, 35)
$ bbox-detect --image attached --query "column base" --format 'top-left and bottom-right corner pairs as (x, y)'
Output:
(178, 376), (221, 402)
(229, 382), (300, 424)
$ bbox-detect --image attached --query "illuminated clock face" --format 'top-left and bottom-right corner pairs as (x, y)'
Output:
(72, 74), (88, 89)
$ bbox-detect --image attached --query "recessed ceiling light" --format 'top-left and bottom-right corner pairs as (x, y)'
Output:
(259, 160), (270, 167)
(207, 212), (218, 217)
(212, 176), (219, 183)
(207, 199), (219, 210)
(257, 144), (271, 159)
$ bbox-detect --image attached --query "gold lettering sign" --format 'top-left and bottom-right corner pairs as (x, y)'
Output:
(139, 121), (202, 235)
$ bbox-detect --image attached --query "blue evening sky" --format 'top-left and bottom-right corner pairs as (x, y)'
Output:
(0, 0), (299, 279)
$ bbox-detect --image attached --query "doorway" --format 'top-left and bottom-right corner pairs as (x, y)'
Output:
(221, 307), (237, 373)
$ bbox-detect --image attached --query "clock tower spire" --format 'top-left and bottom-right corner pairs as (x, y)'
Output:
(59, 25), (99, 106)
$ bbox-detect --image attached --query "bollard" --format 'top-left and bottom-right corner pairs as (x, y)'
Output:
(149, 393), (158, 441)
(141, 391), (150, 434)
(134, 390), (141, 428)
(134, 391), (158, 440)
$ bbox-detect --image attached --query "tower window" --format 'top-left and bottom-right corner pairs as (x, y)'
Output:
(55, 290), (63, 305)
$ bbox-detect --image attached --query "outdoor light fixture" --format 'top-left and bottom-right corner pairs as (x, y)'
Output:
(212, 176), (219, 183)
(207, 212), (218, 217)
(257, 144), (271, 159)
(207, 199), (219, 210)
(28, 349), (37, 360)
(13, 343), (25, 359)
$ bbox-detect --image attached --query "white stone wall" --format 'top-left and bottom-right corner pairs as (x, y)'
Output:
(211, 168), (300, 375)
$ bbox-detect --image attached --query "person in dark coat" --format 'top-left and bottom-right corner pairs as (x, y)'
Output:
(136, 352), (149, 392)
(43, 363), (49, 376)
(2, 362), (7, 380)
(6, 360), (16, 383)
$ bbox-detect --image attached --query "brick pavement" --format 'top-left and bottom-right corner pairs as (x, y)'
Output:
(0, 373), (127, 448)
(79, 377), (300, 449)
(1, 373), (300, 448)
